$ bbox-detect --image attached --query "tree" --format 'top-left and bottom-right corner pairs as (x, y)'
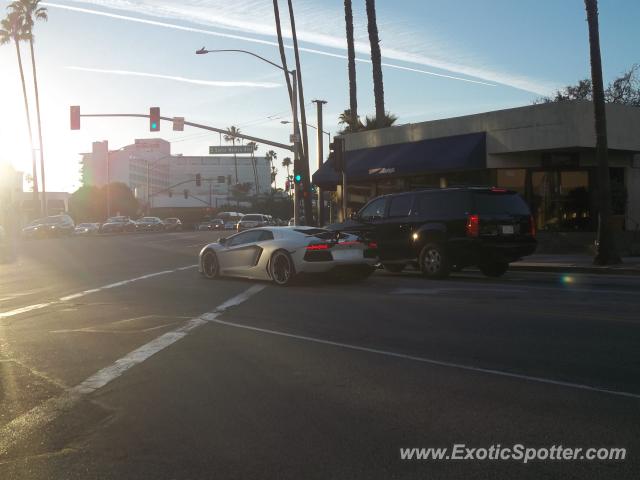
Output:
(247, 141), (259, 195)
(365, 0), (385, 127)
(224, 126), (241, 183)
(265, 150), (277, 188)
(287, 0), (314, 224)
(584, 0), (620, 265)
(281, 156), (292, 180)
(362, 112), (397, 130)
(344, 0), (358, 124)
(9, 0), (48, 215)
(271, 165), (278, 190)
(104, 182), (139, 218)
(69, 185), (105, 222)
(338, 108), (364, 134)
(536, 65), (640, 106)
(0, 10), (39, 210)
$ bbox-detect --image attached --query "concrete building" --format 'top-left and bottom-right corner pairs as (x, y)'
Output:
(81, 138), (272, 209)
(313, 101), (640, 232)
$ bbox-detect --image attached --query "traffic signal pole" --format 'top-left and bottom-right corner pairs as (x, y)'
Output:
(313, 100), (327, 226)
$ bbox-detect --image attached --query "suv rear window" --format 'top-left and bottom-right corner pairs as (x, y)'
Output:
(473, 191), (530, 215)
(414, 191), (469, 217)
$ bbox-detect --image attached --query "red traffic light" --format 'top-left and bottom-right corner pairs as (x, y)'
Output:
(70, 105), (80, 130)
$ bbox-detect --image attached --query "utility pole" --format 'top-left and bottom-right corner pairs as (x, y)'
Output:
(313, 100), (327, 226)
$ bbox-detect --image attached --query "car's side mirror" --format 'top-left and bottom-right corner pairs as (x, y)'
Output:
(350, 212), (359, 221)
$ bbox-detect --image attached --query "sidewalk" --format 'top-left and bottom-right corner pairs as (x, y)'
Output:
(511, 254), (640, 276)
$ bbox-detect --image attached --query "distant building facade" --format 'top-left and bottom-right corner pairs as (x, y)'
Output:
(81, 138), (272, 208)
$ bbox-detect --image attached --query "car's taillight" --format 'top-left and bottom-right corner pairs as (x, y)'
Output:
(466, 214), (479, 237)
(529, 215), (536, 237)
(368, 241), (378, 249)
(306, 243), (331, 251)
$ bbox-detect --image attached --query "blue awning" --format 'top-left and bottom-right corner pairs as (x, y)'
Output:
(313, 132), (486, 187)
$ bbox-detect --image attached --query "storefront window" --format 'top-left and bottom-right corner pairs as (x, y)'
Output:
(532, 170), (592, 231)
(497, 169), (526, 194)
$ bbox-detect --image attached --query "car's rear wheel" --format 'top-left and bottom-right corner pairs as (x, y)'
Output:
(419, 243), (450, 279)
(383, 263), (404, 273)
(479, 261), (509, 278)
(201, 250), (220, 279)
(270, 250), (295, 286)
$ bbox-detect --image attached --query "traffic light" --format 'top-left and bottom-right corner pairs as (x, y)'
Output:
(195, 174), (202, 187)
(285, 179), (290, 191)
(294, 173), (302, 184)
(329, 137), (345, 172)
(70, 106), (80, 130)
(150, 107), (160, 131)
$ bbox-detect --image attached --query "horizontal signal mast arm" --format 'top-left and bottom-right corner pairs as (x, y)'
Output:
(78, 113), (294, 151)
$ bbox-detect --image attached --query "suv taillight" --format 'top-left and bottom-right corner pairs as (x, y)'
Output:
(466, 214), (479, 237)
(529, 215), (536, 237)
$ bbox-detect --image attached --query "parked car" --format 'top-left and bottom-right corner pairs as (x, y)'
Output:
(237, 214), (270, 231)
(198, 218), (225, 230)
(216, 212), (244, 230)
(163, 218), (183, 231)
(101, 216), (137, 234)
(136, 216), (165, 232)
(199, 226), (378, 286)
(328, 187), (536, 278)
(22, 215), (75, 238)
(74, 223), (101, 235)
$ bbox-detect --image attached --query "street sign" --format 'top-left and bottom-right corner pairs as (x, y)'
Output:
(173, 117), (185, 131)
(209, 145), (255, 154)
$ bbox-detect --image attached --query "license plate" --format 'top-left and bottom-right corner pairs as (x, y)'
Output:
(501, 225), (515, 235)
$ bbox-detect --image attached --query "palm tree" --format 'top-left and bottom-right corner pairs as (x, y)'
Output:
(271, 165), (278, 190)
(287, 0), (314, 224)
(344, 0), (358, 123)
(265, 150), (277, 189)
(0, 10), (39, 210)
(281, 157), (292, 197)
(338, 108), (364, 134)
(10, 0), (48, 215)
(223, 125), (240, 183)
(246, 141), (259, 195)
(584, 0), (621, 265)
(365, 0), (385, 127)
(281, 157), (292, 180)
(362, 113), (397, 130)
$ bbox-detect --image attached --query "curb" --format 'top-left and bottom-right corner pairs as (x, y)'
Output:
(510, 264), (640, 276)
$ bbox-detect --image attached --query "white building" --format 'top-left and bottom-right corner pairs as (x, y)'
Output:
(81, 139), (272, 208)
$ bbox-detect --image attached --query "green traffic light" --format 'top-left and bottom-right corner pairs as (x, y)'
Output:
(295, 174), (301, 182)
(151, 122), (157, 130)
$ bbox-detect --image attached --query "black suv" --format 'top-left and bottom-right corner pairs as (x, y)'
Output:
(329, 187), (536, 278)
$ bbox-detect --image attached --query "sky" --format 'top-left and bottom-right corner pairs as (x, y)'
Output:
(0, 0), (638, 193)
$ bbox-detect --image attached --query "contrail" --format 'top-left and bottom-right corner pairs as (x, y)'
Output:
(43, 2), (500, 89)
(65, 66), (281, 88)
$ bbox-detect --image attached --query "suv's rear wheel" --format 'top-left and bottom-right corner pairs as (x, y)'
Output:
(419, 243), (450, 279)
(383, 263), (404, 273)
(479, 261), (509, 278)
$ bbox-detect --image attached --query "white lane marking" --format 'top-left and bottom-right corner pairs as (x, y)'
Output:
(391, 287), (527, 295)
(0, 284), (266, 456)
(0, 265), (198, 319)
(0, 303), (55, 320)
(211, 318), (640, 401)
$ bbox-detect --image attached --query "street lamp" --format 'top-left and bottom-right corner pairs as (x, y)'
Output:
(280, 120), (330, 144)
(196, 47), (304, 225)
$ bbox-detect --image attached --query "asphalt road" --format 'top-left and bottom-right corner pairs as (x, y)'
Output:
(0, 231), (639, 479)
